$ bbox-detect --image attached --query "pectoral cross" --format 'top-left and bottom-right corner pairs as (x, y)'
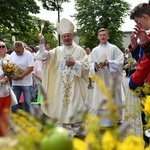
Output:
(66, 54), (71, 59)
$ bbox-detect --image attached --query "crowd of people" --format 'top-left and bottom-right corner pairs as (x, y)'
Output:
(0, 2), (150, 147)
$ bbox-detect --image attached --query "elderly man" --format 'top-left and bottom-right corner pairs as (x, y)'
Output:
(10, 41), (34, 113)
(35, 18), (89, 136)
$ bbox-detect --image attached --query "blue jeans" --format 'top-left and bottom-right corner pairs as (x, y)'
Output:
(11, 86), (32, 114)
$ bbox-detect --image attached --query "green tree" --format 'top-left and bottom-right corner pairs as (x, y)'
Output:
(12, 17), (57, 48)
(0, 0), (40, 33)
(0, 0), (57, 49)
(74, 0), (130, 50)
(39, 0), (69, 10)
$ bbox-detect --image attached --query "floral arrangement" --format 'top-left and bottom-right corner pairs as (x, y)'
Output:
(0, 110), (84, 150)
(2, 60), (24, 78)
(124, 57), (135, 69)
(142, 96), (150, 128)
(0, 75), (150, 150)
(97, 62), (106, 70)
(83, 75), (146, 150)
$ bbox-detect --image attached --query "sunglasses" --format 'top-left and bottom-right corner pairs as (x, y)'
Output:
(0, 45), (5, 49)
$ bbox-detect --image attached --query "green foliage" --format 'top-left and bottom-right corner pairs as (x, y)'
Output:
(13, 17), (57, 48)
(0, 0), (40, 32)
(39, 0), (70, 10)
(0, 0), (57, 49)
(74, 0), (131, 51)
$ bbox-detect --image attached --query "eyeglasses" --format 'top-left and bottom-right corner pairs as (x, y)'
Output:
(0, 45), (5, 49)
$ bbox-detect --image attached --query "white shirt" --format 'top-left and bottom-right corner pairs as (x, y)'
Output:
(10, 49), (34, 86)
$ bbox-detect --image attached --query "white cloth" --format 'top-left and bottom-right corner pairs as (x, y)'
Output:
(35, 43), (89, 124)
(0, 54), (10, 97)
(89, 42), (125, 126)
(33, 60), (43, 85)
(9, 49), (34, 86)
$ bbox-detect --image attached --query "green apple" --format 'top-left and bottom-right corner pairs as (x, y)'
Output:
(40, 127), (73, 150)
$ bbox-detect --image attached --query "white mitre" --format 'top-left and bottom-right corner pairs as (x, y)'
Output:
(57, 18), (74, 35)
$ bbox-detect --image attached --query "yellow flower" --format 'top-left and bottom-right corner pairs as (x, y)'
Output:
(142, 83), (150, 96)
(142, 96), (150, 116)
(120, 135), (143, 150)
(101, 131), (118, 150)
(85, 132), (97, 144)
(85, 115), (100, 132)
(145, 146), (150, 150)
(73, 138), (87, 150)
(93, 75), (112, 100)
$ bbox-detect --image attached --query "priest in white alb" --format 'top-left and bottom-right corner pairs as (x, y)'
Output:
(34, 18), (89, 136)
(89, 28), (125, 127)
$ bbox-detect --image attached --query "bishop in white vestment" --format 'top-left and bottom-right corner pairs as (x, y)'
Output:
(34, 19), (89, 135)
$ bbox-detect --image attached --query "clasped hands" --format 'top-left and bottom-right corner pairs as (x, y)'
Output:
(65, 58), (75, 67)
(94, 59), (109, 71)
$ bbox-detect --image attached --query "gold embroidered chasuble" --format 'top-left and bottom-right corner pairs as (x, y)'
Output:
(39, 43), (89, 124)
